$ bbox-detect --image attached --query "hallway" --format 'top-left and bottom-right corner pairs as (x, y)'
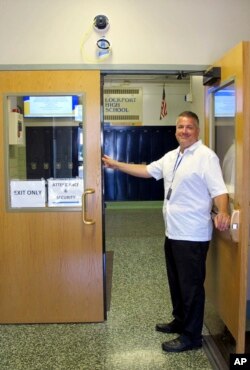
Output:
(0, 207), (213, 369)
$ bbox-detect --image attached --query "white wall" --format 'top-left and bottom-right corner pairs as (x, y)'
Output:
(0, 0), (250, 67)
(142, 83), (192, 126)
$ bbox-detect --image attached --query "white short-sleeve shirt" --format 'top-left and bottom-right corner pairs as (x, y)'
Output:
(147, 140), (228, 241)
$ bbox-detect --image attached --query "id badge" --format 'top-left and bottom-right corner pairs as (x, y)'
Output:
(166, 187), (172, 200)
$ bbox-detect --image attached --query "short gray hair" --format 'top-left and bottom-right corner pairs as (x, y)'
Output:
(177, 111), (199, 126)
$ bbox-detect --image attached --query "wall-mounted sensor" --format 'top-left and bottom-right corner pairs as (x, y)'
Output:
(96, 37), (111, 58)
(185, 93), (193, 102)
(93, 15), (109, 31)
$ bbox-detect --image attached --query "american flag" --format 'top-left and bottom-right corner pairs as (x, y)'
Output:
(160, 86), (167, 120)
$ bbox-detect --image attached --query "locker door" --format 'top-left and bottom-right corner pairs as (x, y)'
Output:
(53, 126), (78, 178)
(116, 128), (128, 200)
(103, 127), (116, 201)
(138, 128), (152, 200)
(126, 127), (140, 200)
(26, 126), (53, 179)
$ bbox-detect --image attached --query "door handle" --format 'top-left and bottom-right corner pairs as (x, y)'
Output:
(230, 209), (240, 243)
(82, 188), (95, 225)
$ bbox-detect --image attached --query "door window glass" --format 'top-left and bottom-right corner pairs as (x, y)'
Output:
(211, 82), (236, 199)
(5, 94), (84, 209)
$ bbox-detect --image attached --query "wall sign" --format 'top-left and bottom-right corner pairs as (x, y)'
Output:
(104, 88), (142, 124)
(10, 180), (46, 208)
(48, 178), (84, 207)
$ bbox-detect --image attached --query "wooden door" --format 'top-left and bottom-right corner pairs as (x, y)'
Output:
(0, 70), (104, 323)
(204, 42), (250, 353)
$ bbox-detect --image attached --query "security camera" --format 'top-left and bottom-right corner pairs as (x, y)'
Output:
(94, 15), (109, 31)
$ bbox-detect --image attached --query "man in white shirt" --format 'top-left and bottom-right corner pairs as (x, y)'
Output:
(102, 111), (230, 352)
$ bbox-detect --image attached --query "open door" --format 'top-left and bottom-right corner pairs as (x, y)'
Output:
(0, 70), (104, 323)
(204, 42), (250, 354)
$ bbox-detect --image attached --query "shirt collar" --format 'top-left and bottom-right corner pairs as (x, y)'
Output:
(178, 139), (202, 154)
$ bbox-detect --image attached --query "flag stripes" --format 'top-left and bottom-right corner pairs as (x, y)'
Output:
(160, 87), (167, 119)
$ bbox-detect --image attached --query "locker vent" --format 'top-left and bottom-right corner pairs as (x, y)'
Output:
(104, 88), (142, 124)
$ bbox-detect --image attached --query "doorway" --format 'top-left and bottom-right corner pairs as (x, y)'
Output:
(102, 72), (205, 205)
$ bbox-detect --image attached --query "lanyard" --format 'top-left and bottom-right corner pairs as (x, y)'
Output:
(166, 151), (183, 200)
(171, 151), (183, 182)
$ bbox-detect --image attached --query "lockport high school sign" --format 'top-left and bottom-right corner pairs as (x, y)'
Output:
(104, 88), (142, 125)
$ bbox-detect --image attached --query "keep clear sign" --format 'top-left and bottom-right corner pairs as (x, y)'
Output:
(10, 180), (46, 208)
(48, 178), (84, 207)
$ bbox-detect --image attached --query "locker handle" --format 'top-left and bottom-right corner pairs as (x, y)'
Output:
(230, 209), (240, 243)
(82, 189), (95, 225)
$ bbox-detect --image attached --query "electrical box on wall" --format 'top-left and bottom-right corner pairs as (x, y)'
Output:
(9, 112), (25, 145)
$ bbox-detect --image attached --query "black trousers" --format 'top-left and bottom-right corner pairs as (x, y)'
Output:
(164, 237), (209, 340)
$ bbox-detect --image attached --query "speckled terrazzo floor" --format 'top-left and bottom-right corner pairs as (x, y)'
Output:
(0, 207), (214, 370)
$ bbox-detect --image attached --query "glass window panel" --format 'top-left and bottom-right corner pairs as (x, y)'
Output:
(212, 82), (236, 199)
(5, 94), (84, 210)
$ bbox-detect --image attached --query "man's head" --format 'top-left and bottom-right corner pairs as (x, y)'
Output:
(175, 111), (200, 152)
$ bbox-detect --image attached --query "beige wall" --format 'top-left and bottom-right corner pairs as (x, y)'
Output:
(0, 0), (250, 66)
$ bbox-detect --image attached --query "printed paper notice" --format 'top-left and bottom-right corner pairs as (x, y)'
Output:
(10, 180), (46, 208)
(48, 178), (83, 207)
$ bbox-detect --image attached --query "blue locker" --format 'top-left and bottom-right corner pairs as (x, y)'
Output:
(103, 126), (178, 201)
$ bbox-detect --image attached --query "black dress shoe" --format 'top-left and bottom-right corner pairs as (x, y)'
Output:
(162, 336), (202, 352)
(155, 321), (182, 334)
